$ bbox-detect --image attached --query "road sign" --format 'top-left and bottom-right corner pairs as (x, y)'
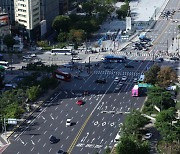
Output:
(8, 118), (17, 125)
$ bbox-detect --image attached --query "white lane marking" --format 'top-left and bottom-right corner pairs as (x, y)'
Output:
(31, 135), (34, 138)
(50, 123), (52, 127)
(50, 114), (54, 120)
(38, 127), (41, 130)
(55, 127), (58, 131)
(31, 147), (34, 151)
(49, 148), (52, 153)
(24, 142), (27, 146)
(44, 131), (47, 134)
(31, 140), (35, 145)
(76, 143), (85, 147)
(81, 132), (89, 142)
(100, 139), (104, 144)
(55, 107), (58, 110)
(91, 138), (95, 143)
(66, 136), (69, 140)
(41, 116), (45, 120)
(43, 143), (46, 147)
(38, 138), (41, 143)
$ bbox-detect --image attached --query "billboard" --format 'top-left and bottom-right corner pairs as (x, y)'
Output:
(0, 13), (8, 27)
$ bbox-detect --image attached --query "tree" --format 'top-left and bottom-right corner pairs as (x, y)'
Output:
(144, 64), (160, 85)
(104, 146), (111, 154)
(26, 85), (41, 102)
(68, 29), (85, 46)
(155, 107), (179, 142)
(52, 15), (71, 33)
(57, 32), (67, 42)
(122, 110), (150, 135)
(116, 135), (137, 154)
(157, 66), (177, 87)
(146, 86), (175, 110)
(3, 34), (15, 51)
(82, 2), (95, 15)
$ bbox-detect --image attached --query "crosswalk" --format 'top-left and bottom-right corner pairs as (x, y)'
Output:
(93, 70), (143, 76)
(115, 52), (164, 57)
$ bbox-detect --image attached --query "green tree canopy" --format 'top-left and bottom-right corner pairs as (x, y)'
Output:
(122, 110), (150, 135)
(3, 34), (15, 50)
(52, 15), (71, 33)
(157, 66), (177, 87)
(26, 85), (41, 102)
(155, 107), (179, 142)
(144, 64), (160, 85)
(68, 29), (85, 45)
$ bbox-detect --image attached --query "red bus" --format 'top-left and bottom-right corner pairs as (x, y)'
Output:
(53, 69), (71, 81)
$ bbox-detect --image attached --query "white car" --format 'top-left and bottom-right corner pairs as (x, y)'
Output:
(144, 133), (152, 140)
(66, 119), (71, 127)
(133, 78), (138, 83)
(118, 82), (123, 86)
(114, 77), (119, 83)
(121, 76), (127, 81)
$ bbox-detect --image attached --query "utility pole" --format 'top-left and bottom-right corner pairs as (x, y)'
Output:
(88, 57), (90, 74)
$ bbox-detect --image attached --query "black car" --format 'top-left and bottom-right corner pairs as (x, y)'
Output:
(49, 135), (58, 144)
(95, 79), (107, 84)
(104, 65), (113, 69)
(170, 57), (179, 61)
(125, 64), (134, 68)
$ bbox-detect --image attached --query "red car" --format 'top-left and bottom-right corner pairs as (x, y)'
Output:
(76, 100), (83, 105)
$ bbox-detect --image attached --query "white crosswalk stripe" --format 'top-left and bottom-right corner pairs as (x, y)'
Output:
(93, 70), (142, 76)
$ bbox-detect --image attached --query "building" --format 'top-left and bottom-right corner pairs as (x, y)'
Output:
(0, 0), (14, 25)
(14, 0), (41, 40)
(40, 0), (68, 37)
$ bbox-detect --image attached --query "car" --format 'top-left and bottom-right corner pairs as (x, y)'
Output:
(104, 65), (113, 69)
(72, 56), (82, 60)
(30, 54), (36, 57)
(76, 100), (83, 105)
(56, 149), (64, 154)
(115, 85), (121, 91)
(95, 79), (107, 84)
(74, 75), (83, 80)
(170, 57), (179, 61)
(56, 149), (67, 154)
(133, 78), (138, 83)
(125, 64), (134, 68)
(49, 135), (58, 144)
(114, 77), (119, 83)
(121, 76), (127, 81)
(144, 133), (152, 140)
(142, 47), (148, 51)
(155, 57), (164, 62)
(118, 82), (123, 86)
(66, 119), (71, 127)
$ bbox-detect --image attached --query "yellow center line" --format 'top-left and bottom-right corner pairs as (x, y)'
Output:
(67, 113), (92, 154)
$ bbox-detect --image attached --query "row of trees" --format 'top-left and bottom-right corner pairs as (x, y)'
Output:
(0, 67), (59, 129)
(51, 0), (113, 48)
(144, 64), (177, 88)
(115, 110), (150, 154)
(116, 0), (130, 19)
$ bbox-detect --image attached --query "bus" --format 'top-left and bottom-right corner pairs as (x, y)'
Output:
(53, 69), (71, 81)
(132, 85), (139, 97)
(103, 55), (126, 63)
(0, 61), (9, 69)
(51, 48), (72, 55)
(138, 74), (145, 83)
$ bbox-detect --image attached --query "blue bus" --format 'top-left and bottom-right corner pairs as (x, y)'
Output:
(103, 55), (126, 63)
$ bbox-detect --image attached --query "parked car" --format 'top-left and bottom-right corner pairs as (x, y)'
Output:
(95, 79), (107, 84)
(170, 57), (179, 61)
(144, 133), (152, 140)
